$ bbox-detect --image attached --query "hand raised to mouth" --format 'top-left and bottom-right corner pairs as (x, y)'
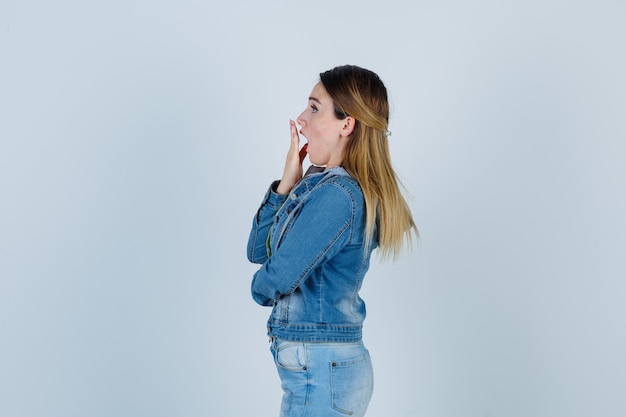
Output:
(276, 119), (308, 195)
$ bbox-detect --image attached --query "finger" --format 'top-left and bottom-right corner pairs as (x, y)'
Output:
(290, 119), (300, 147)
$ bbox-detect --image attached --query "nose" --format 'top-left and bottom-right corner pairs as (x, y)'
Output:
(296, 110), (306, 127)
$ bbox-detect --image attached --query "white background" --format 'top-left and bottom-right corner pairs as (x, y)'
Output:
(1, 1), (624, 416)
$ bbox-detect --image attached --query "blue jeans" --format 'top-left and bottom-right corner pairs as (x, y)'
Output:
(270, 338), (374, 417)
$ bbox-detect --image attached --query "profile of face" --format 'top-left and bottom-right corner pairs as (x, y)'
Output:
(296, 82), (354, 168)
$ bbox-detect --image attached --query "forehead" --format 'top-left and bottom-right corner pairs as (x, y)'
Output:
(309, 82), (332, 103)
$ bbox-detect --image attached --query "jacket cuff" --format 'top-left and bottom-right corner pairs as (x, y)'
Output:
(263, 180), (288, 209)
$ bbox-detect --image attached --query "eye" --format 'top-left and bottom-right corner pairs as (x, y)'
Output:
(310, 105), (318, 113)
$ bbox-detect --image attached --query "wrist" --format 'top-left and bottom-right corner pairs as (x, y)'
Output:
(276, 180), (293, 195)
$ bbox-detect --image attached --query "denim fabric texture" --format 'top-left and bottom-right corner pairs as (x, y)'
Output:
(270, 338), (374, 417)
(248, 167), (377, 342)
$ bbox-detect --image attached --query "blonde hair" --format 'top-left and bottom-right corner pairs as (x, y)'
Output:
(320, 65), (417, 260)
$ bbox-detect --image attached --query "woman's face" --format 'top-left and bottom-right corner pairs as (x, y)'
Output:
(297, 82), (350, 167)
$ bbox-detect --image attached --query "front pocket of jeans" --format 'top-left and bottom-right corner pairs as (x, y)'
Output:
(275, 342), (306, 372)
(330, 353), (372, 415)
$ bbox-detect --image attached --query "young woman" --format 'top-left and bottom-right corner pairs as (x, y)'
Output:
(247, 65), (417, 417)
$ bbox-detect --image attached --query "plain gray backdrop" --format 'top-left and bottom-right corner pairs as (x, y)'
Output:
(1, 1), (624, 416)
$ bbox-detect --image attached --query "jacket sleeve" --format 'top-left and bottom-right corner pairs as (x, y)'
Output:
(251, 182), (353, 306)
(247, 180), (286, 264)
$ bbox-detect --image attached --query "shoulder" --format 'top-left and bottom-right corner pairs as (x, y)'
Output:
(313, 168), (363, 207)
(297, 169), (365, 229)
(324, 167), (361, 192)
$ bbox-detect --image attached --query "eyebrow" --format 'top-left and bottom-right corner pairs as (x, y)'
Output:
(308, 96), (322, 104)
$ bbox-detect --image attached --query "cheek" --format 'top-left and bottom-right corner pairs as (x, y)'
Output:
(309, 122), (329, 141)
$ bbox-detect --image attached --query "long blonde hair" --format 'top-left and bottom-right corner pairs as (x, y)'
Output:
(320, 65), (417, 260)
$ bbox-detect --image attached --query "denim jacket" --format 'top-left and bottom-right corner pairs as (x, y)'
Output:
(247, 167), (377, 342)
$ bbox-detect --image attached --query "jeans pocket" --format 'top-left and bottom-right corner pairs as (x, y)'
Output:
(274, 341), (307, 372)
(330, 352), (373, 416)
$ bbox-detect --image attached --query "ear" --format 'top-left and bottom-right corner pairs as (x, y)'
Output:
(340, 116), (356, 137)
